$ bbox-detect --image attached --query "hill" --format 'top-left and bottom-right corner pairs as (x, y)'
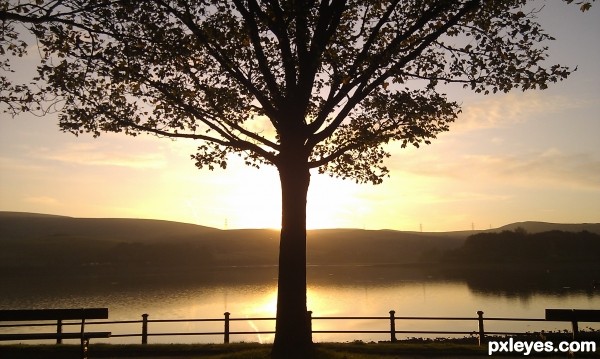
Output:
(0, 212), (463, 274)
(0, 211), (221, 242)
(445, 229), (600, 264)
(1, 212), (598, 278)
(495, 221), (600, 234)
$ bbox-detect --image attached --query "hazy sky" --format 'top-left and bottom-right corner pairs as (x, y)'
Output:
(1, 2), (599, 232)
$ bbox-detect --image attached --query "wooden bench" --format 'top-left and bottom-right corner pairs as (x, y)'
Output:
(0, 308), (110, 359)
(545, 309), (600, 340)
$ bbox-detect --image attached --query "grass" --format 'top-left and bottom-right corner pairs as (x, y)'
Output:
(0, 343), (577, 359)
(1, 338), (599, 359)
(0, 342), (487, 359)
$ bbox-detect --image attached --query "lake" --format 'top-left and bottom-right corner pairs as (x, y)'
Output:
(1, 265), (599, 344)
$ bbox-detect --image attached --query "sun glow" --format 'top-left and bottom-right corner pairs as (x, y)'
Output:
(306, 174), (367, 229)
(180, 154), (370, 230)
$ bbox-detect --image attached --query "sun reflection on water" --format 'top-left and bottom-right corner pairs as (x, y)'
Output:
(4, 266), (599, 344)
(246, 288), (278, 317)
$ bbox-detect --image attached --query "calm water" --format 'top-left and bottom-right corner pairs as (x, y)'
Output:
(1, 266), (599, 344)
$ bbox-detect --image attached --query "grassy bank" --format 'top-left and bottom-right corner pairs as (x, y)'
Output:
(0, 342), (483, 359)
(1, 341), (598, 359)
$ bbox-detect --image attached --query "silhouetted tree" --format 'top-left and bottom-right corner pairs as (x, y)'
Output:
(448, 229), (600, 263)
(1, 1), (593, 357)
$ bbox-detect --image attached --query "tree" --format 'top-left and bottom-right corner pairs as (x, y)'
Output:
(1, 1), (594, 357)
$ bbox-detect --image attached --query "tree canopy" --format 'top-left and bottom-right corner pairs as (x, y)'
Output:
(2, 0), (591, 184)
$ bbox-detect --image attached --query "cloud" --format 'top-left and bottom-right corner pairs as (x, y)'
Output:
(23, 196), (61, 206)
(37, 142), (167, 169)
(0, 156), (48, 172)
(419, 191), (513, 204)
(401, 148), (600, 190)
(486, 150), (600, 189)
(453, 92), (592, 132)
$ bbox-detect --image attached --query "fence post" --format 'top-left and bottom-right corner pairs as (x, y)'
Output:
(389, 310), (397, 342)
(307, 311), (313, 342)
(477, 310), (485, 346)
(141, 314), (149, 345)
(56, 319), (63, 344)
(224, 312), (230, 344)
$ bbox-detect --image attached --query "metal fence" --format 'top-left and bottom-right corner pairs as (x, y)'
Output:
(3, 309), (587, 346)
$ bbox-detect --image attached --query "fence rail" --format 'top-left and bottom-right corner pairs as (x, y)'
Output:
(0, 310), (593, 346)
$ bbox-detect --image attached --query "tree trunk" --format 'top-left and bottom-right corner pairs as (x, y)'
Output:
(271, 154), (314, 359)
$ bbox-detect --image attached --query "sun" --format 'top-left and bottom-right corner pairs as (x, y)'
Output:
(221, 165), (367, 230)
(165, 153), (371, 230)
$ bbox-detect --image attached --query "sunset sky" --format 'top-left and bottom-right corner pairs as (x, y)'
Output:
(1, 2), (599, 232)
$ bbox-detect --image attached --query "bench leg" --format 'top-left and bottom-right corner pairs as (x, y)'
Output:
(571, 320), (579, 341)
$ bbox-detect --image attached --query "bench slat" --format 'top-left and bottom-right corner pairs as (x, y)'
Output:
(545, 309), (600, 322)
(0, 332), (111, 341)
(0, 308), (108, 321)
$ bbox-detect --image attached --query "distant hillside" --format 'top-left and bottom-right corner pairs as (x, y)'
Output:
(306, 229), (464, 264)
(494, 221), (600, 234)
(1, 212), (598, 277)
(0, 212), (463, 273)
(445, 229), (600, 264)
(0, 211), (220, 243)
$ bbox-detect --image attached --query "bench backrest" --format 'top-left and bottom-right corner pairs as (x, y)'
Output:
(545, 309), (600, 322)
(0, 308), (108, 321)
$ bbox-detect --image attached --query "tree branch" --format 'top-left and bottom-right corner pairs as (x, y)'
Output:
(151, 0), (279, 121)
(233, 0), (284, 105)
(115, 117), (277, 164)
(265, 0), (297, 95)
(308, 0), (480, 149)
